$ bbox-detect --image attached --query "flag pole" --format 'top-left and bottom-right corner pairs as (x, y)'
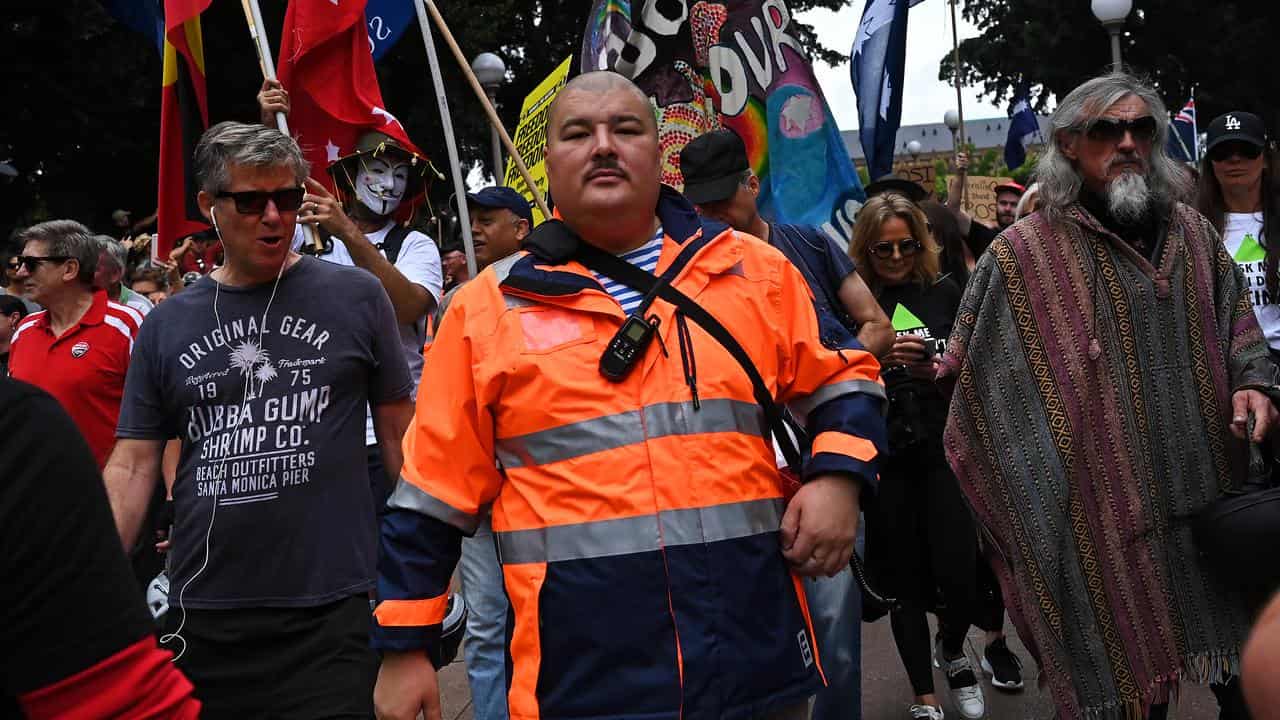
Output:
(949, 0), (967, 209)
(1191, 85), (1199, 161)
(240, 0), (322, 252)
(412, 0), (478, 278)
(421, 0), (552, 222)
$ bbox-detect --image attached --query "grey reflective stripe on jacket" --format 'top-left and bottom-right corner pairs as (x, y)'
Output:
(387, 476), (481, 534)
(787, 379), (886, 419)
(495, 497), (785, 564)
(494, 398), (766, 469)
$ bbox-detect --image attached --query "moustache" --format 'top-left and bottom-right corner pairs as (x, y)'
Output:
(585, 158), (627, 180)
(1107, 154), (1147, 172)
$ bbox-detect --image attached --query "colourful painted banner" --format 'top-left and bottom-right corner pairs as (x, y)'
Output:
(580, 0), (866, 247)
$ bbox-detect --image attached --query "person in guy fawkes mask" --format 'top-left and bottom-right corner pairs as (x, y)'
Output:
(259, 81), (445, 520)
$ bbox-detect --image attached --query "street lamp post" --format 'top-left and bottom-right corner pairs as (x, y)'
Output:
(1091, 0), (1132, 72)
(470, 52), (507, 181)
(943, 110), (963, 206)
(943, 110), (960, 144)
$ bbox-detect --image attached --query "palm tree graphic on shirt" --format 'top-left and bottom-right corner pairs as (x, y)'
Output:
(229, 339), (276, 400)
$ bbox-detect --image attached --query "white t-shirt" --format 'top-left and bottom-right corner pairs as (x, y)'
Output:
(292, 221), (443, 444)
(1223, 212), (1280, 350)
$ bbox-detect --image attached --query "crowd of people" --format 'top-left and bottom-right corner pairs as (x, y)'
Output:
(3, 68), (1280, 720)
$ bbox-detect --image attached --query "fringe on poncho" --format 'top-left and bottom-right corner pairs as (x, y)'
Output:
(940, 202), (1273, 720)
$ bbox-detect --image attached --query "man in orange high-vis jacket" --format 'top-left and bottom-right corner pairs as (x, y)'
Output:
(371, 72), (887, 720)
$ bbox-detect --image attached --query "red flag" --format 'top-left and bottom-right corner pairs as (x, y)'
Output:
(156, 0), (212, 262)
(277, 0), (423, 194)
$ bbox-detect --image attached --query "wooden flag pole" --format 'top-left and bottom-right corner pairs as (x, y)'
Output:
(240, 0), (322, 251)
(422, 0), (552, 222)
(949, 0), (968, 209)
(412, 0), (478, 278)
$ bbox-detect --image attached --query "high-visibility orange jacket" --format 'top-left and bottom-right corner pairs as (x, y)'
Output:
(373, 188), (886, 720)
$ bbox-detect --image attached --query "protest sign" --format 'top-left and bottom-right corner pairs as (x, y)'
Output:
(950, 175), (1014, 226)
(893, 161), (936, 199)
(503, 56), (572, 226)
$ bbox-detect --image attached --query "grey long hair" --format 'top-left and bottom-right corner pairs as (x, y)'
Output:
(1035, 73), (1192, 225)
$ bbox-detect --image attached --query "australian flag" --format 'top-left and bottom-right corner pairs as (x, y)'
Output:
(1167, 97), (1197, 163)
(852, 0), (924, 181)
(1004, 84), (1041, 171)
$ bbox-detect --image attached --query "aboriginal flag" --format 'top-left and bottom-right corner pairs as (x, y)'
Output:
(156, 0), (211, 262)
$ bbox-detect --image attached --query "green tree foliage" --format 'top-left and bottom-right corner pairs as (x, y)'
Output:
(0, 0), (851, 243)
(939, 1), (1280, 133)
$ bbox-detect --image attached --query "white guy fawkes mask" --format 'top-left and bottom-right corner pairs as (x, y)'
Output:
(355, 156), (411, 216)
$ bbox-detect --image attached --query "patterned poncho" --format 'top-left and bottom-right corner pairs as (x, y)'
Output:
(940, 202), (1273, 720)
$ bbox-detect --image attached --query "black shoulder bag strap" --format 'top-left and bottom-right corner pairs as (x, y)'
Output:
(379, 224), (413, 265)
(574, 239), (896, 609)
(576, 241), (806, 469)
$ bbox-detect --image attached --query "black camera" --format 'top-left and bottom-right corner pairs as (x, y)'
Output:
(882, 336), (947, 453)
(920, 336), (946, 359)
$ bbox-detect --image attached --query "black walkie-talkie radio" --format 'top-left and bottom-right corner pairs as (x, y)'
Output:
(600, 314), (659, 381)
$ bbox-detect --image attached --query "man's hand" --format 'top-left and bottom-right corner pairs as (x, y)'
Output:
(884, 334), (928, 367)
(1231, 389), (1278, 442)
(300, 177), (362, 241)
(780, 474), (861, 577)
(169, 236), (193, 262)
(952, 151), (970, 175)
(258, 79), (290, 127)
(374, 651), (442, 720)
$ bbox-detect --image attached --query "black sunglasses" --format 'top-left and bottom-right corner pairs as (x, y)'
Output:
(15, 255), (71, 272)
(216, 187), (305, 215)
(870, 238), (923, 259)
(1086, 116), (1158, 144)
(1209, 141), (1264, 163)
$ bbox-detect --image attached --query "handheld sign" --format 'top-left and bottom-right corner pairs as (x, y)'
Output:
(503, 57), (573, 226)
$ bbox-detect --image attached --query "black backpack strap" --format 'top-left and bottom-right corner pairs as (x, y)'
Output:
(380, 224), (413, 265)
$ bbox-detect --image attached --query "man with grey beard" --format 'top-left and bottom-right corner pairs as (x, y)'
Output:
(940, 73), (1279, 720)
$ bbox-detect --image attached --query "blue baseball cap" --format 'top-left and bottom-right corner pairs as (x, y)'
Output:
(466, 186), (534, 227)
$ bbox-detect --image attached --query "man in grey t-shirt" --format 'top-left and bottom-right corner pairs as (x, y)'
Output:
(105, 122), (413, 718)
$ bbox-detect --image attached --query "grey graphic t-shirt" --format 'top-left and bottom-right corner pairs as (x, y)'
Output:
(118, 256), (412, 608)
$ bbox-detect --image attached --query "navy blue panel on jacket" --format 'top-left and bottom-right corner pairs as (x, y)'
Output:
(535, 551), (681, 717)
(372, 508), (462, 659)
(666, 533), (823, 720)
(804, 391), (886, 489)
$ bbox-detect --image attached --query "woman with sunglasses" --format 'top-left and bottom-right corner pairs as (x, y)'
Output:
(850, 193), (984, 720)
(1197, 112), (1279, 362)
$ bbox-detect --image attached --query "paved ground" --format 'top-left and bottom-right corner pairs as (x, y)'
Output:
(437, 616), (1223, 720)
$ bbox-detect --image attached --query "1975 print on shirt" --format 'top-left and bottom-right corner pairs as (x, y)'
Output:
(182, 312), (333, 503)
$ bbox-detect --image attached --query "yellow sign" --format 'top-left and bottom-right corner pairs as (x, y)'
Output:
(949, 175), (1015, 225)
(503, 56), (572, 226)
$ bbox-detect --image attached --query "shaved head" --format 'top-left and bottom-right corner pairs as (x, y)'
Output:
(548, 71), (656, 139)
(543, 70), (662, 253)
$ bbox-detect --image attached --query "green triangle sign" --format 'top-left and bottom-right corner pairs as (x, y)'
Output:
(891, 304), (926, 332)
(1235, 233), (1265, 262)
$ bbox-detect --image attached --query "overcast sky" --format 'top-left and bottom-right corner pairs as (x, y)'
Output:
(796, 1), (1007, 132)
